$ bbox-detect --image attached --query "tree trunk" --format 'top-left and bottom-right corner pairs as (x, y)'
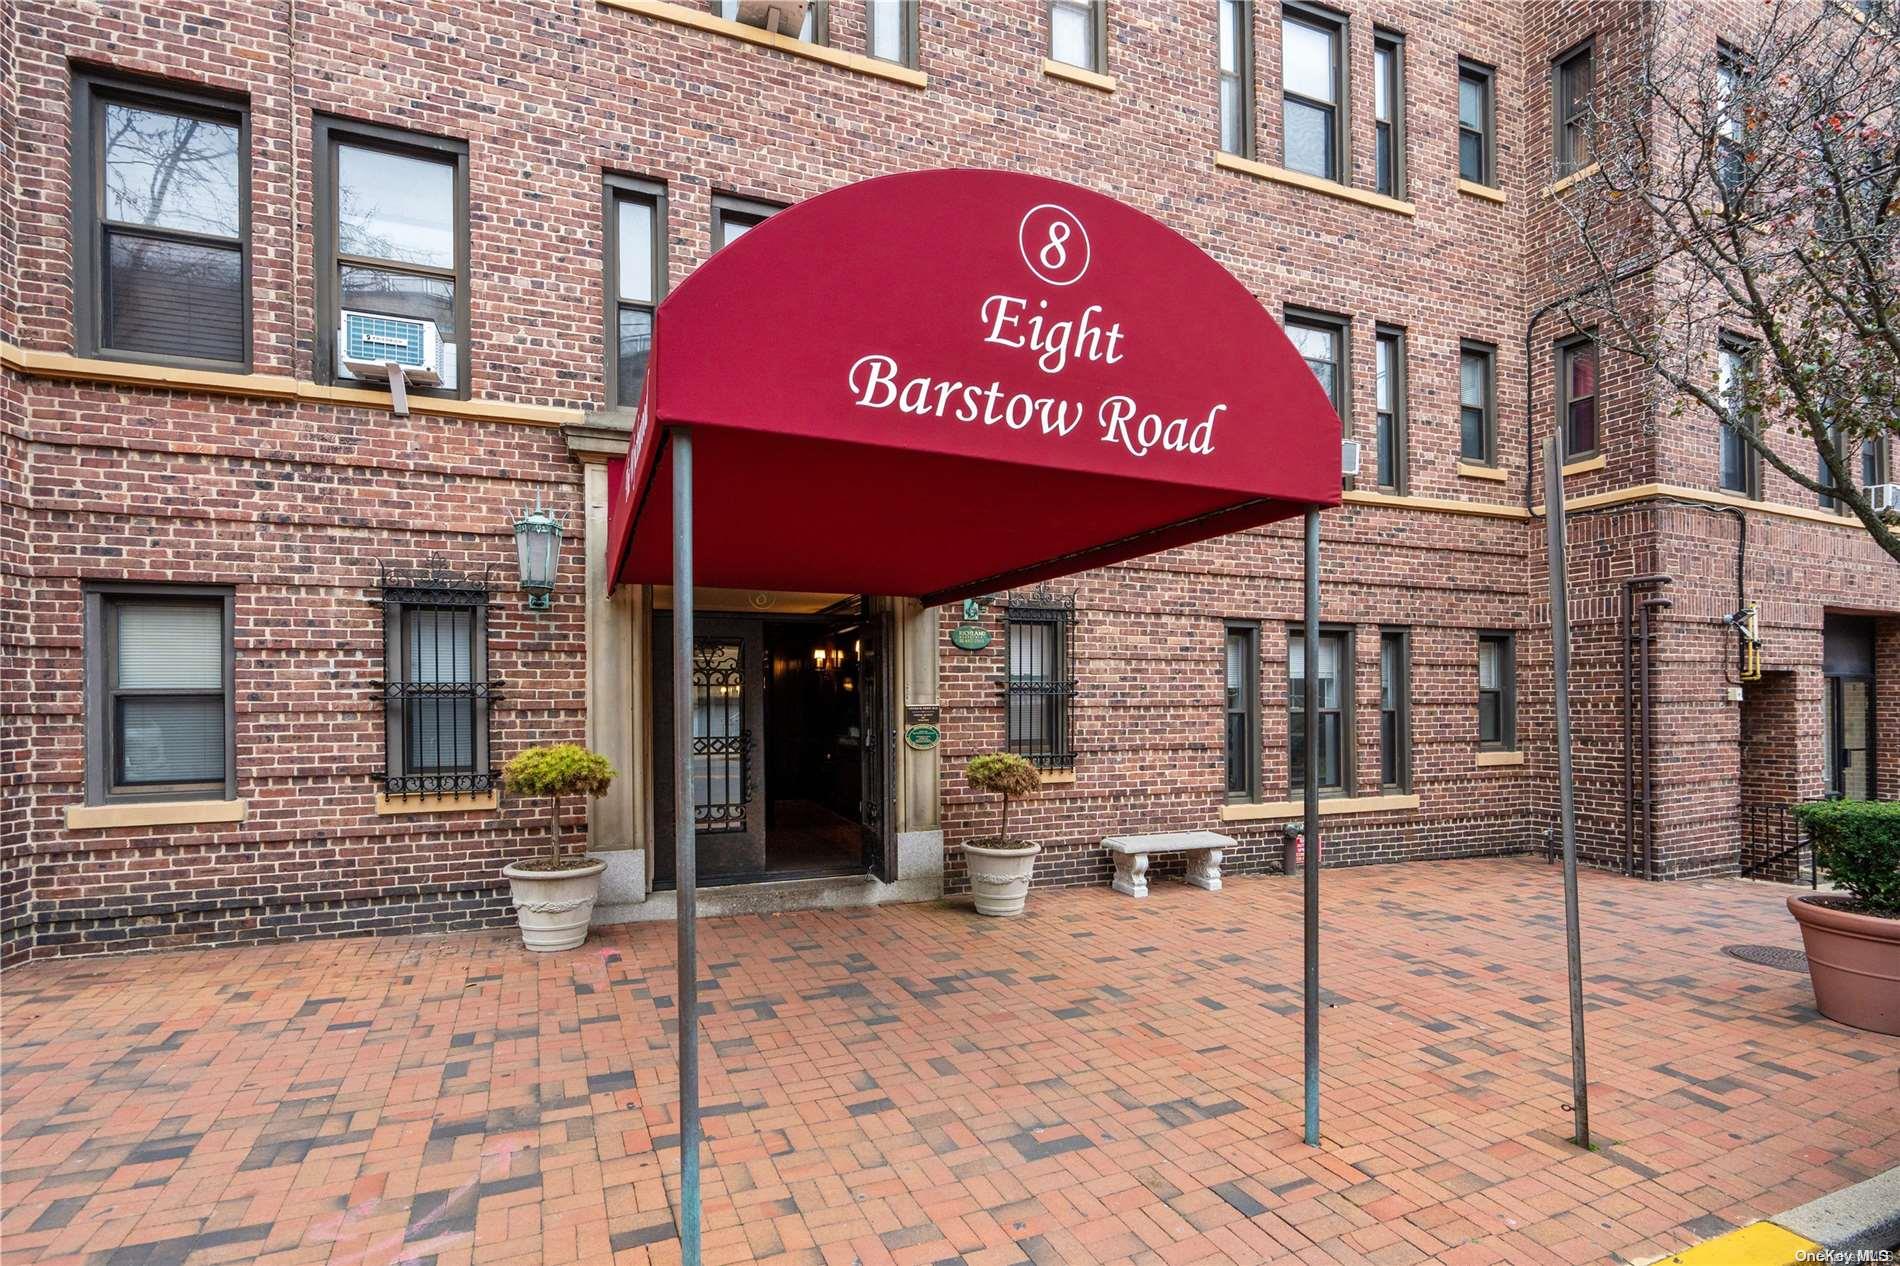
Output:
(548, 795), (561, 866)
(999, 793), (1010, 845)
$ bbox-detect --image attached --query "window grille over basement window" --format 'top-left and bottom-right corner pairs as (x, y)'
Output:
(1004, 588), (1077, 770)
(375, 561), (501, 796)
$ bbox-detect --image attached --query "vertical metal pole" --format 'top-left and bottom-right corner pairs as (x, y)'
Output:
(671, 428), (701, 1264)
(1302, 509), (1321, 1148)
(1543, 438), (1590, 1150)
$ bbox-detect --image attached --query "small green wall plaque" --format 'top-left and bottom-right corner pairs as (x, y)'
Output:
(951, 623), (991, 651)
(903, 723), (942, 751)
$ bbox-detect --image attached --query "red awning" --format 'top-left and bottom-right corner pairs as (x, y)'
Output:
(606, 169), (1340, 606)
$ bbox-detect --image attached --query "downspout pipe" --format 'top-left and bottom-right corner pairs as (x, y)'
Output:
(1524, 261), (1659, 514)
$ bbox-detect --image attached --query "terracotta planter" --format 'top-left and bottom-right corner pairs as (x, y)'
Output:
(504, 858), (606, 951)
(962, 841), (1041, 917)
(1788, 895), (1900, 1036)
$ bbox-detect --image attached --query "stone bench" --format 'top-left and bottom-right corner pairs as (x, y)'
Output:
(1102, 831), (1233, 898)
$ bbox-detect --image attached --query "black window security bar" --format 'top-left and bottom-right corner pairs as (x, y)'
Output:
(373, 561), (501, 796)
(1004, 587), (1077, 770)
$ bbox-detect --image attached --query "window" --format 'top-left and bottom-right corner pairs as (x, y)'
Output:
(1460, 341), (1496, 464)
(1282, 5), (1344, 181)
(1224, 623), (1261, 801)
(1374, 325), (1406, 492)
(1829, 432), (1891, 509)
(379, 566), (494, 796)
(1286, 309), (1349, 430)
(1553, 40), (1594, 175)
(315, 118), (469, 397)
(1717, 335), (1760, 498)
(1048, 0), (1107, 73)
(72, 71), (249, 368)
(1218, 0), (1256, 158)
(1458, 59), (1496, 186)
(1373, 30), (1404, 197)
(606, 176), (665, 410)
(1477, 632), (1516, 750)
(716, 0), (824, 41)
(84, 586), (235, 805)
(867, 0), (917, 66)
(713, 195), (779, 250)
(1559, 336), (1598, 458)
(1005, 592), (1076, 770)
(1379, 630), (1410, 791)
(1715, 44), (1746, 195)
(1289, 628), (1350, 795)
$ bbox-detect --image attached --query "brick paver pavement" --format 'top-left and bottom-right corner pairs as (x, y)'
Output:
(4, 857), (1896, 1266)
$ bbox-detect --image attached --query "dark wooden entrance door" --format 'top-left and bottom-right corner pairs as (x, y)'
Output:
(856, 603), (895, 880)
(653, 613), (767, 885)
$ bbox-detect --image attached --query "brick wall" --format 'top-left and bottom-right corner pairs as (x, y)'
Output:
(2, 0), (1894, 960)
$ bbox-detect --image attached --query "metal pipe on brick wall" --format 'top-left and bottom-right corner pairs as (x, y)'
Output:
(671, 427), (702, 1266)
(1620, 575), (1671, 877)
(1639, 593), (1674, 881)
(1302, 509), (1321, 1149)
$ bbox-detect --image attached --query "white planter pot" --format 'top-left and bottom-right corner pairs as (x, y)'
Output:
(962, 841), (1041, 917)
(503, 858), (606, 951)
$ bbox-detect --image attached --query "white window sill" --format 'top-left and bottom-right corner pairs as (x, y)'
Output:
(1221, 793), (1420, 822)
(1042, 59), (1116, 92)
(599, 0), (927, 87)
(1543, 162), (1601, 198)
(1562, 454), (1607, 476)
(375, 791), (500, 816)
(1456, 461), (1510, 482)
(1476, 750), (1526, 767)
(66, 799), (246, 830)
(1214, 152), (1417, 217)
(1457, 179), (1508, 204)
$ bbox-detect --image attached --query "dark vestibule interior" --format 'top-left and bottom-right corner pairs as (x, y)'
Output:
(652, 602), (882, 888)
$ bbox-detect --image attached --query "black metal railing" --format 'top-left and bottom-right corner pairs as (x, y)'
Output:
(1740, 803), (1817, 888)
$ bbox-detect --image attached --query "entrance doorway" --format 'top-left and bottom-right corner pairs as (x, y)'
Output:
(1822, 615), (1877, 800)
(652, 598), (891, 887)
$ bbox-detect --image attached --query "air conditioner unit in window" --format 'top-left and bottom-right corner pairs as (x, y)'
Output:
(1340, 438), (1362, 478)
(1867, 483), (1900, 514)
(337, 310), (456, 392)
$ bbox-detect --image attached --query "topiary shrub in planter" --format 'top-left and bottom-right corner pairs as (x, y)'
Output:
(500, 744), (618, 951)
(961, 752), (1044, 917)
(1786, 800), (1900, 1035)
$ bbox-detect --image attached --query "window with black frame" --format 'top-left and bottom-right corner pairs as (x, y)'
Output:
(1374, 325), (1406, 492)
(1218, 0), (1255, 158)
(1373, 30), (1405, 197)
(1005, 592), (1076, 770)
(1380, 629), (1410, 791)
(1458, 59), (1496, 186)
(1224, 622), (1261, 801)
(1477, 631), (1516, 750)
(1559, 335), (1598, 458)
(316, 118), (469, 398)
(607, 176), (665, 410)
(1289, 627), (1350, 795)
(1460, 341), (1496, 464)
(73, 72), (249, 368)
(377, 564), (497, 796)
(1718, 335), (1760, 498)
(1554, 40), (1594, 176)
(1282, 5), (1344, 181)
(84, 585), (236, 805)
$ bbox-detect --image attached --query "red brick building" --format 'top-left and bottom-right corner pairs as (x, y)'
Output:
(2, 0), (1894, 963)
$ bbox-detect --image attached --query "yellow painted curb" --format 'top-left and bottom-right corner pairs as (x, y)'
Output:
(1645, 1221), (1822, 1266)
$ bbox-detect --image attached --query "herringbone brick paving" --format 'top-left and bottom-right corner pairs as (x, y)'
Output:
(3, 858), (1895, 1266)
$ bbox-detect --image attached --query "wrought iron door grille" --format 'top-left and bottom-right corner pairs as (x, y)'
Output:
(691, 639), (750, 832)
(1004, 588), (1077, 770)
(373, 561), (499, 796)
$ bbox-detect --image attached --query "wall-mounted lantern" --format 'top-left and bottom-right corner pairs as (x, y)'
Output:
(513, 504), (562, 611)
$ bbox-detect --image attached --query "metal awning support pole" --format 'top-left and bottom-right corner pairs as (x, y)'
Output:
(671, 427), (702, 1264)
(1543, 437), (1590, 1149)
(1302, 508), (1321, 1148)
